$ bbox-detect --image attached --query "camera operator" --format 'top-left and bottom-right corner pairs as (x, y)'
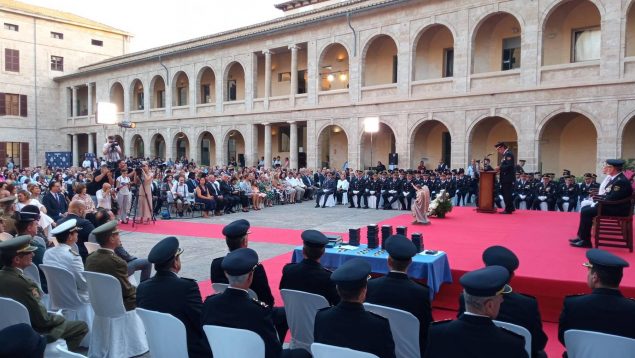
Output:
(102, 136), (122, 165)
(87, 164), (114, 205)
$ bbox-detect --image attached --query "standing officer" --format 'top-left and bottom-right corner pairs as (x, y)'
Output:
(279, 230), (339, 305)
(0, 236), (88, 351)
(495, 142), (515, 214)
(313, 259), (396, 358)
(366, 235), (433, 356)
(559, 249), (635, 347)
(424, 266), (528, 358)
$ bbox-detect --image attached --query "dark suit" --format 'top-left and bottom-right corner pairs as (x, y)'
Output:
(499, 149), (515, 212)
(424, 314), (528, 358)
(314, 301), (396, 358)
(315, 178), (336, 207)
(279, 259), (339, 305)
(211, 257), (275, 307)
(458, 292), (547, 357)
(558, 288), (635, 344)
(41, 192), (68, 221)
(136, 270), (210, 358)
(85, 248), (136, 311)
(57, 215), (94, 262)
(366, 272), (433, 355)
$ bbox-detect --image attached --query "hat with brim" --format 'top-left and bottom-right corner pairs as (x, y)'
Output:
(148, 236), (183, 265)
(460, 265), (512, 297)
(221, 248), (258, 276)
(51, 219), (78, 236)
(301, 230), (329, 248)
(331, 258), (371, 290)
(583, 249), (629, 271)
(605, 159), (625, 169)
(0, 235), (37, 253)
(385, 235), (417, 260)
(482, 246), (519, 274)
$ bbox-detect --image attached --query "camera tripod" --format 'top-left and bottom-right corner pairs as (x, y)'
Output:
(127, 184), (156, 228)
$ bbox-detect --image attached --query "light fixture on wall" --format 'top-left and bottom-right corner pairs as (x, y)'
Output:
(336, 54), (346, 62)
(332, 126), (341, 133)
(177, 133), (185, 139)
(327, 74), (335, 82)
(339, 73), (348, 82)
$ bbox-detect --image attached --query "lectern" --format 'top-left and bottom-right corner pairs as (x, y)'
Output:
(477, 170), (497, 213)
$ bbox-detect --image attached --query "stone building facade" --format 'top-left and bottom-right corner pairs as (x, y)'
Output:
(49, 0), (635, 175)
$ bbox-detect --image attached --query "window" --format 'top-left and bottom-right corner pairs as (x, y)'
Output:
(157, 90), (165, 108)
(201, 85), (211, 103)
(502, 37), (521, 71)
(278, 127), (290, 152)
(50, 56), (64, 71)
(91, 39), (103, 47)
(0, 93), (27, 117)
(177, 87), (187, 106)
(443, 48), (454, 78)
(51, 32), (63, 39)
(4, 23), (18, 31)
(136, 92), (144, 110)
(573, 27), (600, 62)
(227, 80), (237, 101)
(297, 70), (307, 94)
(392, 55), (398, 83)
(4, 49), (19, 72)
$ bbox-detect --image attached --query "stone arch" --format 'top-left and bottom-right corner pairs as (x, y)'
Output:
(471, 11), (523, 74)
(172, 71), (190, 106)
(172, 131), (190, 160)
(129, 78), (144, 111)
(359, 120), (397, 170)
(129, 134), (144, 158)
(412, 23), (456, 80)
(149, 75), (166, 109)
(361, 34), (399, 86)
(150, 133), (166, 159)
(627, 0), (635, 57)
(223, 61), (247, 101)
(109, 82), (124, 113)
(318, 42), (350, 91)
(409, 119), (454, 168)
(196, 131), (217, 166)
(620, 115), (635, 160)
(539, 0), (605, 29)
(196, 66), (216, 104)
(467, 115), (519, 165)
(222, 129), (246, 165)
(536, 108), (601, 139)
(317, 124), (349, 170)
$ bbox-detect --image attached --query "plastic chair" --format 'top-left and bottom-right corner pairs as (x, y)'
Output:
(311, 343), (379, 358)
(83, 271), (148, 358)
(324, 194), (336, 207)
(341, 192), (349, 205)
(564, 329), (635, 358)
(23, 263), (50, 309)
(39, 265), (94, 347)
(84, 242), (100, 254)
(212, 282), (258, 300)
(280, 289), (330, 351)
(57, 344), (87, 357)
(493, 320), (532, 357)
(136, 308), (188, 358)
(203, 325), (265, 358)
(363, 303), (420, 358)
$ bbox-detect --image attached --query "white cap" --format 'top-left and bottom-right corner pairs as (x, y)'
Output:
(50, 219), (78, 236)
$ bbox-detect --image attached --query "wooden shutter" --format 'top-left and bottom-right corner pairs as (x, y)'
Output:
(0, 93), (5, 116)
(20, 142), (29, 168)
(19, 95), (27, 117)
(0, 143), (6, 167)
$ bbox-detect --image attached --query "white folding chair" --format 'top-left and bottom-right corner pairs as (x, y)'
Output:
(493, 320), (532, 357)
(368, 194), (378, 209)
(363, 303), (420, 358)
(84, 242), (100, 254)
(212, 282), (258, 300)
(564, 329), (635, 358)
(311, 343), (379, 358)
(341, 192), (349, 205)
(23, 263), (50, 309)
(39, 265), (94, 347)
(57, 344), (87, 357)
(280, 289), (330, 352)
(83, 271), (148, 358)
(136, 308), (188, 358)
(324, 194), (336, 207)
(203, 325), (265, 358)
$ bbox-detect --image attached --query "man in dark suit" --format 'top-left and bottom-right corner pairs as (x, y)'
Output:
(58, 200), (95, 262)
(457, 246), (548, 357)
(41, 181), (68, 221)
(219, 174), (238, 214)
(137, 237), (210, 358)
(205, 174), (225, 216)
(279, 230), (339, 305)
(425, 265), (527, 358)
(495, 142), (515, 214)
(531, 174), (557, 211)
(559, 249), (635, 348)
(366, 235), (432, 356)
(202, 248), (310, 358)
(314, 172), (336, 208)
(314, 258), (396, 358)
(348, 170), (368, 209)
(570, 159), (634, 248)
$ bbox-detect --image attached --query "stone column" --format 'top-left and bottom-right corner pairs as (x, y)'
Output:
(264, 50), (272, 110)
(87, 132), (94, 155)
(86, 83), (93, 122)
(72, 134), (79, 167)
(289, 45), (299, 106)
(71, 86), (78, 117)
(289, 121), (298, 169)
(264, 123), (272, 169)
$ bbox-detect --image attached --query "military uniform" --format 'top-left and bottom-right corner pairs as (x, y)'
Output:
(497, 143), (516, 214)
(348, 174), (368, 208)
(531, 177), (557, 211)
(556, 178), (579, 212)
(513, 177), (534, 210)
(382, 175), (402, 210)
(455, 174), (470, 206)
(399, 175), (416, 210)
(43, 244), (89, 302)
(211, 258), (275, 307)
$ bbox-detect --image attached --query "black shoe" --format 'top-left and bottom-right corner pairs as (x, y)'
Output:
(315, 204), (320, 208)
(499, 211), (512, 214)
(349, 206), (355, 208)
(363, 206), (369, 209)
(322, 205), (326, 208)
(570, 240), (592, 248)
(569, 237), (582, 243)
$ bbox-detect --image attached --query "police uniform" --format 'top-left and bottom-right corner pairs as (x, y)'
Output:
(43, 219), (89, 302)
(513, 174), (534, 210)
(556, 176), (579, 212)
(0, 236), (88, 351)
(578, 174), (600, 201)
(531, 175), (557, 211)
(136, 237), (211, 358)
(0, 323), (46, 357)
(457, 246), (548, 357)
(366, 235), (432, 356)
(382, 174), (402, 210)
(279, 230), (339, 305)
(210, 219), (275, 307)
(348, 172), (368, 208)
(425, 266), (528, 358)
(496, 142), (516, 214)
(558, 249), (635, 345)
(314, 258), (396, 358)
(85, 221), (136, 311)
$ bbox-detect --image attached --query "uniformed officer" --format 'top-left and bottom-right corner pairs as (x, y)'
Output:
(279, 230), (339, 305)
(137, 236), (211, 358)
(0, 195), (17, 236)
(314, 171), (336, 208)
(457, 246), (548, 357)
(382, 171), (401, 210)
(85, 220), (137, 310)
(531, 174), (557, 211)
(211, 219), (275, 306)
(0, 236), (88, 351)
(424, 266), (528, 358)
(570, 159), (633, 248)
(578, 173), (600, 206)
(558, 249), (635, 348)
(455, 170), (470, 207)
(556, 175), (579, 212)
(43, 219), (89, 302)
(348, 170), (368, 209)
(0, 323), (46, 357)
(399, 172), (416, 210)
(202, 248), (310, 358)
(366, 235), (433, 356)
(314, 258), (396, 358)
(513, 172), (534, 210)
(495, 142), (515, 214)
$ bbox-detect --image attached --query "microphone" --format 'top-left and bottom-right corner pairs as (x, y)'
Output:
(486, 153), (493, 157)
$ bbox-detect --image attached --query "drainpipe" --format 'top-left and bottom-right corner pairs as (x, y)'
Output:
(347, 11), (357, 57)
(33, 18), (38, 166)
(159, 55), (169, 85)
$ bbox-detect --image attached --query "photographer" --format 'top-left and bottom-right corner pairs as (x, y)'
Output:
(102, 136), (122, 165)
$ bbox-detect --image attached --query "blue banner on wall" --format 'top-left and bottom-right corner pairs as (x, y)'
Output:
(45, 152), (72, 168)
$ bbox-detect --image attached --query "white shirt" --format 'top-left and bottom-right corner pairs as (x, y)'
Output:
(96, 189), (112, 209)
(171, 183), (190, 199)
(598, 174), (616, 195)
(337, 179), (349, 190)
(82, 159), (92, 168)
(43, 243), (89, 302)
(117, 175), (131, 195)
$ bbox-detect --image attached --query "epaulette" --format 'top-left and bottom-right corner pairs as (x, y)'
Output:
(252, 298), (268, 308)
(69, 249), (79, 256)
(322, 267), (333, 273)
(430, 319), (452, 326)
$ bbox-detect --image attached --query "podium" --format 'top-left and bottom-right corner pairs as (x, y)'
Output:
(477, 170), (497, 213)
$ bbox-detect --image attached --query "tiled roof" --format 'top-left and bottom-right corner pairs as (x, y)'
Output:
(0, 0), (131, 35)
(274, 0), (332, 11)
